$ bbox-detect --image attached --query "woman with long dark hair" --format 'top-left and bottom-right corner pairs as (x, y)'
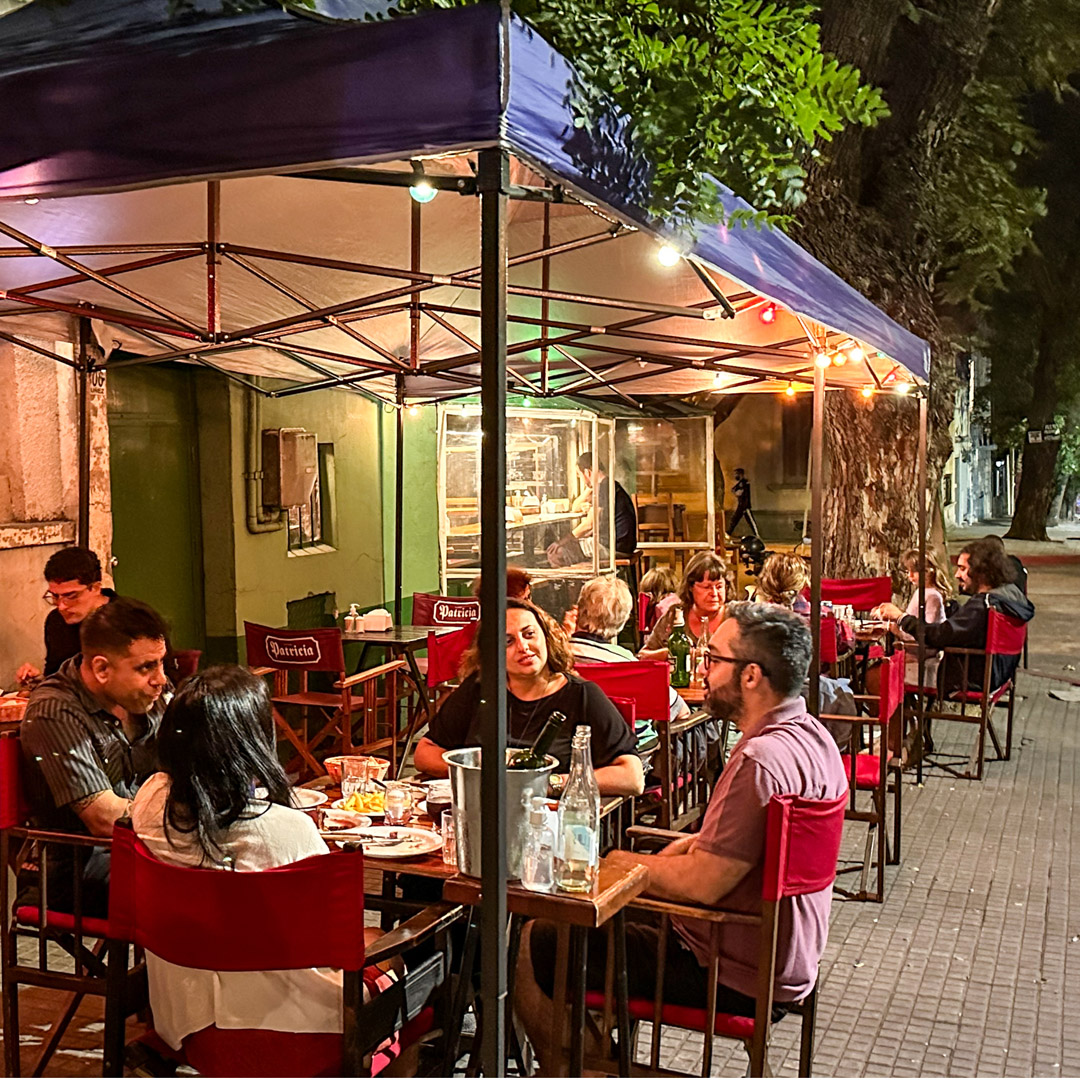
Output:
(131, 665), (388, 1058)
(414, 599), (644, 797)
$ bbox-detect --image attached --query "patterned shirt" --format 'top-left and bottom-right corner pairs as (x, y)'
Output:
(20, 656), (163, 835)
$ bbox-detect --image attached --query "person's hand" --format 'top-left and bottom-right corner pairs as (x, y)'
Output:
(562, 606), (578, 636)
(637, 648), (668, 663)
(659, 833), (696, 857)
(873, 602), (903, 622)
(604, 847), (646, 874)
(15, 663), (41, 685)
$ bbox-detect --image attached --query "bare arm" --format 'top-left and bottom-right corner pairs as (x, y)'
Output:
(594, 753), (644, 797)
(607, 844), (754, 906)
(414, 737), (450, 778)
(572, 506), (595, 539)
(71, 790), (132, 838)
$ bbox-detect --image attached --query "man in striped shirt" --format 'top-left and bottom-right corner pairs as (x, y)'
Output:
(20, 598), (169, 915)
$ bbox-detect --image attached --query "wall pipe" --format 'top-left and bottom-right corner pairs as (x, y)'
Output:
(244, 379), (284, 534)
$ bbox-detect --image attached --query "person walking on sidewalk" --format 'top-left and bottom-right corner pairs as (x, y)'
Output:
(728, 468), (760, 538)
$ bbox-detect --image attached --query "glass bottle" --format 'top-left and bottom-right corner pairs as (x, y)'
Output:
(521, 796), (555, 893)
(668, 607), (692, 689)
(508, 711), (567, 770)
(556, 727), (601, 893)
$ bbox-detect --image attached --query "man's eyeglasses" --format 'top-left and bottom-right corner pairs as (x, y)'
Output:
(703, 652), (770, 677)
(43, 586), (89, 607)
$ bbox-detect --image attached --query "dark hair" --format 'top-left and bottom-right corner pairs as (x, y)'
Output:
(157, 665), (292, 863)
(960, 538), (1013, 590)
(724, 600), (812, 697)
(44, 547), (101, 586)
(459, 598), (574, 678)
(576, 452), (606, 474)
(470, 567), (532, 600)
(734, 468), (745, 475)
(678, 551), (730, 612)
(80, 597), (168, 658)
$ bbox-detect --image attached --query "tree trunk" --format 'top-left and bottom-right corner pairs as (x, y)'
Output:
(1008, 440), (1059, 539)
(797, 0), (1003, 578)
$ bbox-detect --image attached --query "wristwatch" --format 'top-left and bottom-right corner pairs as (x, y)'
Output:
(548, 773), (567, 797)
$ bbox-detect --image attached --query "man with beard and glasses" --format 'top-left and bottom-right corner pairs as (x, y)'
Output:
(513, 602), (846, 1074)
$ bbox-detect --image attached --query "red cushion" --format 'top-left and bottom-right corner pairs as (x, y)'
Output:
(180, 1007), (433, 1078)
(584, 990), (755, 1039)
(904, 684), (938, 696)
(839, 753), (891, 790)
(948, 681), (1011, 707)
(15, 905), (112, 939)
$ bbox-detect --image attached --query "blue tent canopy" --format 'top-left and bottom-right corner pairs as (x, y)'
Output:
(0, 0), (928, 383)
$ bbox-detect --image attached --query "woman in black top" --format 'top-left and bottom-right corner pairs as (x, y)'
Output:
(414, 599), (643, 797)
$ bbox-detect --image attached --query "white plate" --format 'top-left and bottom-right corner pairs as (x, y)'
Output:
(289, 787), (328, 809)
(319, 809), (373, 837)
(332, 825), (442, 858)
(332, 796), (385, 818)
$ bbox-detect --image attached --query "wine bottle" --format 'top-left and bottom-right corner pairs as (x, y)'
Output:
(668, 608), (692, 689)
(508, 711), (568, 770)
(556, 727), (601, 892)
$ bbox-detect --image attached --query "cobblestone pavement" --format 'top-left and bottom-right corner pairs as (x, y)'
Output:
(4, 673), (1077, 1077)
(644, 672), (1080, 1077)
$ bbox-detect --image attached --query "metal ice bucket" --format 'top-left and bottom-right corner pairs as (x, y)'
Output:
(442, 747), (557, 879)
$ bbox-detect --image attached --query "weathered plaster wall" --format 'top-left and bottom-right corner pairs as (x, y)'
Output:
(0, 330), (111, 687)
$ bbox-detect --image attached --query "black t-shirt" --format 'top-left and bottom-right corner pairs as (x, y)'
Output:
(428, 672), (638, 772)
(733, 477), (751, 510)
(597, 477), (638, 555)
(43, 589), (117, 676)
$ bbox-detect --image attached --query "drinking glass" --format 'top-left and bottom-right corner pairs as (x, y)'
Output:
(384, 783), (411, 826)
(340, 759), (370, 801)
(441, 810), (457, 868)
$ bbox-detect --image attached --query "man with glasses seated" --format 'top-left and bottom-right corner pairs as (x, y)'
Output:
(16, 547), (116, 684)
(515, 602), (847, 1073)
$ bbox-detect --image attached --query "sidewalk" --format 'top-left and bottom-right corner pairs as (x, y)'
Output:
(648, 671), (1080, 1076)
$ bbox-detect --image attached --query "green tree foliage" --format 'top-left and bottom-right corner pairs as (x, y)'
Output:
(393, 0), (888, 228)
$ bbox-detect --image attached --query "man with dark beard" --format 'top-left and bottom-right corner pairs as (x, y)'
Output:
(513, 603), (846, 1074)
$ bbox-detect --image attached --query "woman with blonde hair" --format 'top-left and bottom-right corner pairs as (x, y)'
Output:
(753, 552), (811, 613)
(414, 598), (644, 797)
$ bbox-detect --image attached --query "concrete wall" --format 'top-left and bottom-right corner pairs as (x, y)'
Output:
(0, 329), (111, 688)
(714, 395), (811, 542)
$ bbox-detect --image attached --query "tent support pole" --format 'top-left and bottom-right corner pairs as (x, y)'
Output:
(916, 386), (929, 785)
(76, 318), (93, 549)
(207, 182), (220, 338)
(395, 376), (405, 625)
(809, 362), (825, 716)
(477, 145), (509, 1078)
(541, 201), (550, 394)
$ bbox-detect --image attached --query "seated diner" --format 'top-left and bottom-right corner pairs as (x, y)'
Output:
(414, 598), (644, 797)
(639, 550), (729, 657)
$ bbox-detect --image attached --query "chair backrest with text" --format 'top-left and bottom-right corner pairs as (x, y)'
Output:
(426, 623), (478, 687)
(821, 576), (892, 611)
(244, 622), (346, 675)
(411, 592), (480, 627)
(574, 660), (670, 723)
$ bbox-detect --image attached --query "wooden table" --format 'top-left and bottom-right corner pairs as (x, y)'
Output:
(343, 624), (455, 720)
(674, 683), (706, 707)
(444, 857), (649, 1077)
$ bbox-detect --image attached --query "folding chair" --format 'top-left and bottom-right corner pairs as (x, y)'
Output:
(410, 592), (480, 627)
(244, 622), (405, 779)
(0, 732), (146, 1077)
(822, 649), (905, 903)
(107, 822), (463, 1077)
(821, 576), (893, 612)
(575, 660), (713, 831)
(587, 792), (847, 1077)
(918, 608), (1027, 780)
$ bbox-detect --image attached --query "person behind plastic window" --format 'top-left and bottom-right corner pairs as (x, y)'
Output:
(514, 603), (847, 1074)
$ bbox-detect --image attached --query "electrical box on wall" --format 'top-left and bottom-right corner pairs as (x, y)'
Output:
(262, 428), (317, 508)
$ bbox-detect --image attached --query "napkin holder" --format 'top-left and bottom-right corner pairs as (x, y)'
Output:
(362, 608), (393, 632)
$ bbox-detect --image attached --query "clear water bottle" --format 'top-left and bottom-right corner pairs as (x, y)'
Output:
(521, 796), (555, 893)
(556, 727), (601, 893)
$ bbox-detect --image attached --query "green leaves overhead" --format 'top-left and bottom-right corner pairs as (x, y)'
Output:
(393, 0), (888, 228)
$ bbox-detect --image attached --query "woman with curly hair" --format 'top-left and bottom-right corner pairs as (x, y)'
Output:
(752, 552), (811, 613)
(413, 598), (643, 797)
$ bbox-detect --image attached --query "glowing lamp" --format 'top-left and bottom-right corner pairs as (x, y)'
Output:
(896, 381), (911, 396)
(860, 385), (874, 399)
(408, 180), (437, 204)
(832, 351), (847, 366)
(657, 244), (681, 267)
(847, 345), (865, 363)
(814, 352), (831, 368)
(408, 404), (421, 416)
(784, 382), (796, 397)
(759, 303), (777, 325)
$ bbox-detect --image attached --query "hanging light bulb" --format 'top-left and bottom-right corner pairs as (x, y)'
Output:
(895, 381), (911, 396)
(24, 197), (39, 205)
(832, 351), (847, 366)
(759, 303), (777, 325)
(657, 244), (681, 267)
(785, 382), (796, 397)
(408, 404), (421, 416)
(408, 180), (437, 204)
(847, 345), (865, 364)
(860, 385), (874, 399)
(814, 352), (831, 368)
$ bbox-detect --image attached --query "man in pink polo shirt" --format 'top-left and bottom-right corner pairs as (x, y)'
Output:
(515, 602), (846, 1070)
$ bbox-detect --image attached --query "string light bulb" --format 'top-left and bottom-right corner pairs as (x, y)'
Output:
(832, 351), (847, 366)
(24, 197), (39, 205)
(895, 381), (911, 396)
(860, 385), (874, 399)
(657, 244), (681, 267)
(408, 404), (421, 416)
(785, 382), (796, 397)
(814, 352), (831, 368)
(847, 345), (865, 363)
(408, 180), (437, 204)
(759, 303), (777, 325)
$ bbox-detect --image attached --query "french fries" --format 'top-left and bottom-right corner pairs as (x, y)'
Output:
(340, 791), (385, 814)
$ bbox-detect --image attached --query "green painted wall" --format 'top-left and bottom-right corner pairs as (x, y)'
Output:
(380, 403), (440, 614)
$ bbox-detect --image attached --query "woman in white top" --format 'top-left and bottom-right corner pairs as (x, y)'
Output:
(131, 665), (388, 1055)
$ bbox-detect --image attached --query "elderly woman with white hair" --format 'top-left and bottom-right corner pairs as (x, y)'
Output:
(569, 576), (690, 723)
